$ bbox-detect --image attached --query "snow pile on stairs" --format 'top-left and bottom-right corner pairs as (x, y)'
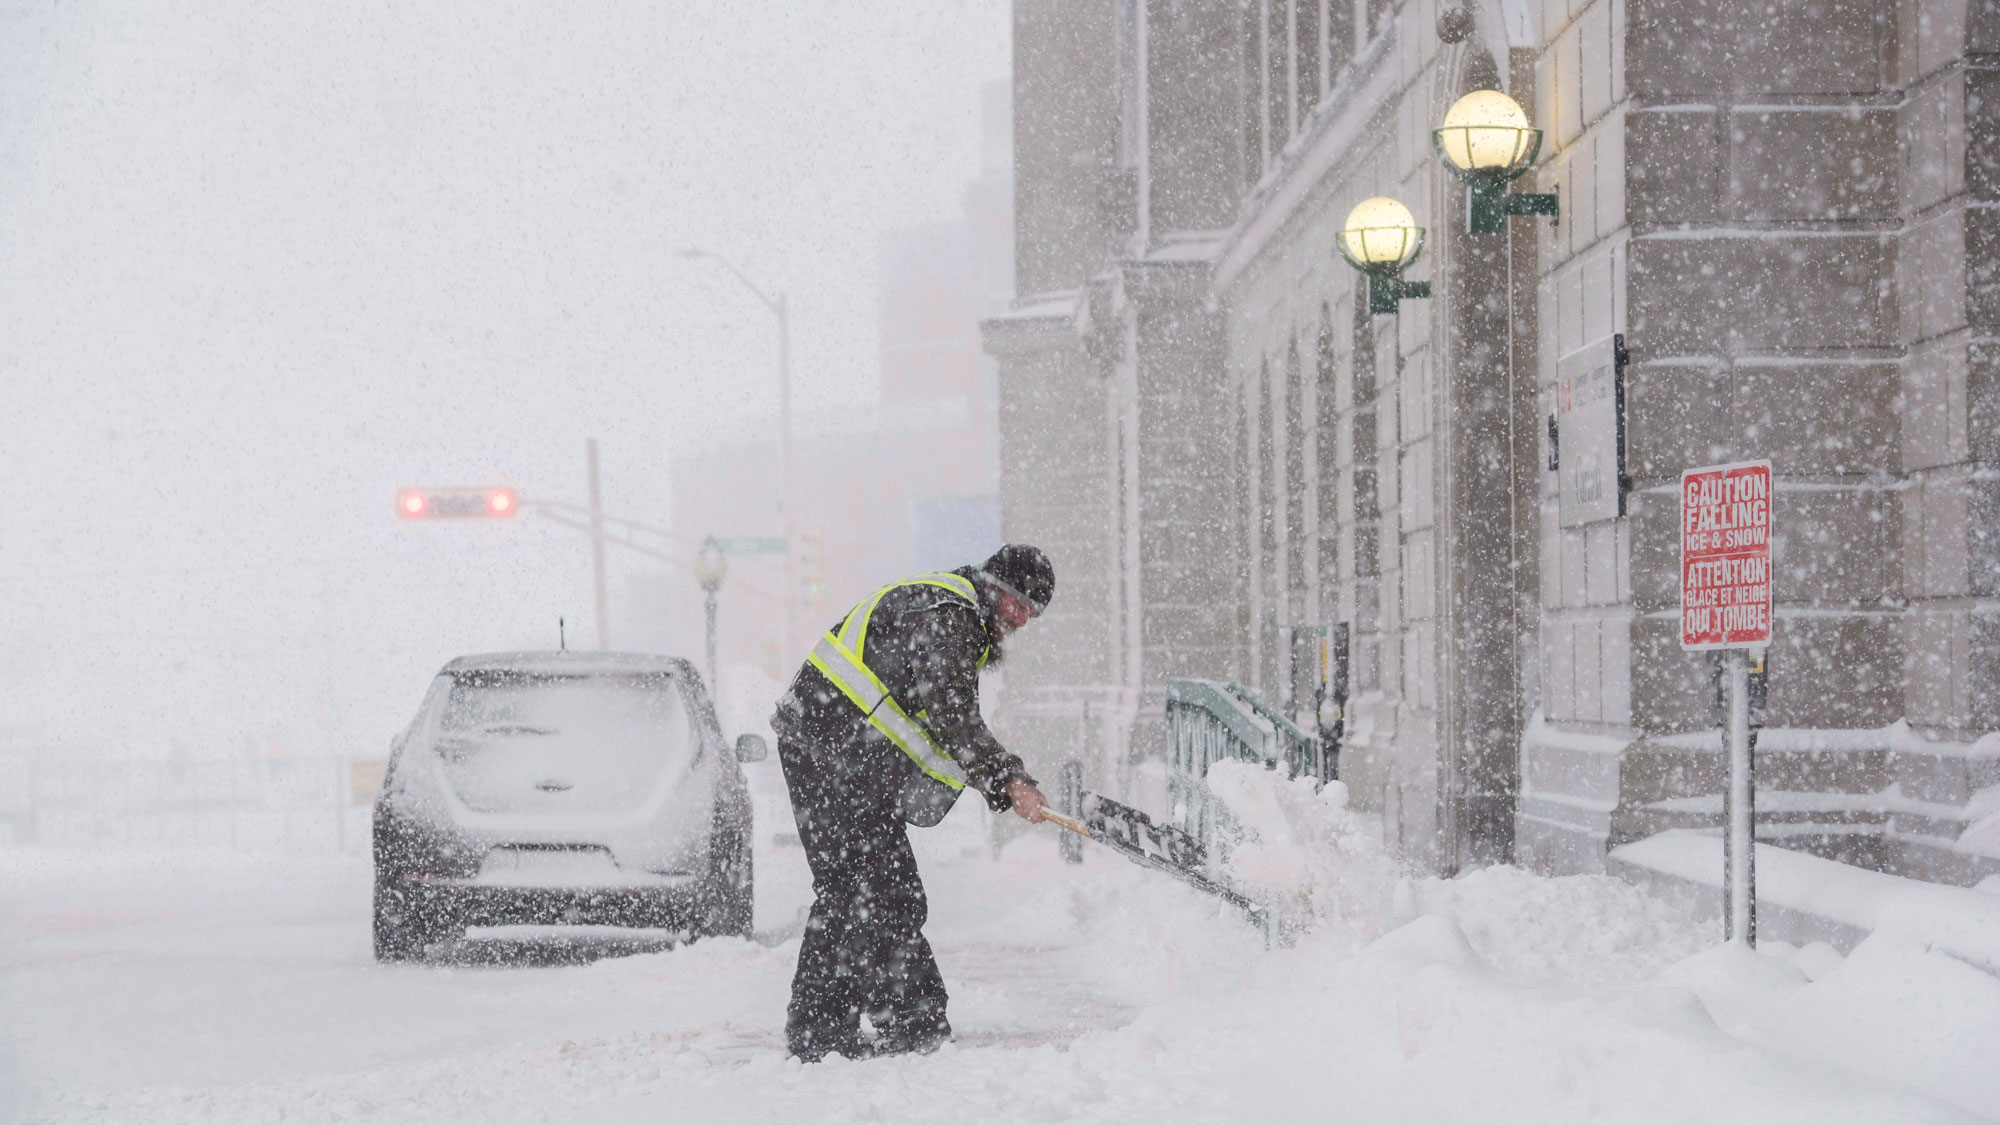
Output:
(1198, 759), (1402, 940)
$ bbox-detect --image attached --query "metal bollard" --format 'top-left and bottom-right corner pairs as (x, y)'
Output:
(1058, 759), (1083, 866)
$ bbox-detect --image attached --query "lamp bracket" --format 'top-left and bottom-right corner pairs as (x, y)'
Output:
(1468, 180), (1559, 234)
(1368, 273), (1432, 315)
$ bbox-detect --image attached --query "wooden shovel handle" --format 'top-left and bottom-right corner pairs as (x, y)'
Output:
(1039, 808), (1090, 837)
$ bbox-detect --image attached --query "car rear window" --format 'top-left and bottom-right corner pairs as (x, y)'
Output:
(430, 671), (696, 815)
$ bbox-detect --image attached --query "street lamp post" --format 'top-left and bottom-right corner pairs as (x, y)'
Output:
(693, 536), (729, 699)
(681, 247), (796, 669)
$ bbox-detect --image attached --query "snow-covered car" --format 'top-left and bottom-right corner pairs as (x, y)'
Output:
(370, 651), (766, 962)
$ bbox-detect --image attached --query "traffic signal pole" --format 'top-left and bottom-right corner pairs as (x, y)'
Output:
(776, 292), (796, 669)
(401, 472), (792, 664)
(587, 438), (610, 651)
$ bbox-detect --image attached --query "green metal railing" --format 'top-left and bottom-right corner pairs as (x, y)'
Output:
(1164, 678), (1323, 842)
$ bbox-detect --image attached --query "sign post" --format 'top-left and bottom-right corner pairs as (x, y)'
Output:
(1679, 459), (1772, 947)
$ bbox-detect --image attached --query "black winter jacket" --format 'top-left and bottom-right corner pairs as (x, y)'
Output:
(771, 566), (1034, 813)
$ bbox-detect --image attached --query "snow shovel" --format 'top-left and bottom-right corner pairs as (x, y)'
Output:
(1041, 790), (1260, 917)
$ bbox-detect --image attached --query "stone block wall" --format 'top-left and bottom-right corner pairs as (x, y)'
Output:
(1129, 264), (1240, 754)
(984, 309), (1126, 788)
(1518, 0), (1637, 870)
(1011, 0), (1122, 296)
(1890, 0), (2000, 878)
(1522, 0), (2000, 882)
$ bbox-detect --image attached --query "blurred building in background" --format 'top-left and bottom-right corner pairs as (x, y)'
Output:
(988, 0), (1998, 890)
(662, 82), (1013, 686)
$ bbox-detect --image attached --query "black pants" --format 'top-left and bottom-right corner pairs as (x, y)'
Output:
(779, 735), (951, 1059)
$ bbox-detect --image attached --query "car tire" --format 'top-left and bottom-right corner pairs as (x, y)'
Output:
(373, 877), (461, 962)
(700, 812), (754, 939)
(373, 878), (426, 962)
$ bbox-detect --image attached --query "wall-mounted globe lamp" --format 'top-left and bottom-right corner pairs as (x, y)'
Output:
(1338, 196), (1431, 315)
(1432, 90), (1559, 235)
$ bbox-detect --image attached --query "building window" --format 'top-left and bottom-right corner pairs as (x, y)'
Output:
(1295, 0), (1322, 116)
(1285, 339), (1309, 607)
(1366, 0), (1393, 42)
(1234, 386), (1253, 680)
(1327, 0), (1354, 85)
(1265, 0), (1288, 155)
(1242, 0), (1265, 185)
(1285, 339), (1312, 715)
(1315, 309), (1340, 626)
(1258, 360), (1280, 693)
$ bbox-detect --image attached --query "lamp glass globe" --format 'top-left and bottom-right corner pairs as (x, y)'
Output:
(1438, 90), (1533, 172)
(1340, 196), (1420, 267)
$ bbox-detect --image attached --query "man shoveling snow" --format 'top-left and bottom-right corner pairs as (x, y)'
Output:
(770, 544), (1057, 1061)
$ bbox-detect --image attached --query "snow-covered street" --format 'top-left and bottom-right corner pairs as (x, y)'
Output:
(5, 765), (1994, 1125)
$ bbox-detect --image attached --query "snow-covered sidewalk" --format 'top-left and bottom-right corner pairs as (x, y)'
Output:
(2, 765), (1995, 1123)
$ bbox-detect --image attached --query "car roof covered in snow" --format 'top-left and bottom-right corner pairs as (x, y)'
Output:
(439, 651), (695, 677)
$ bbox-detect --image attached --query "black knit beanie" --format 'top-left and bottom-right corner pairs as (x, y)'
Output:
(978, 544), (1055, 613)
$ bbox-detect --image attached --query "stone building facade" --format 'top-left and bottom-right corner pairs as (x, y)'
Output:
(984, 0), (1999, 884)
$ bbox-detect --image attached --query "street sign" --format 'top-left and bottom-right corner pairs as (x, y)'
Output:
(716, 536), (787, 555)
(1679, 459), (1772, 650)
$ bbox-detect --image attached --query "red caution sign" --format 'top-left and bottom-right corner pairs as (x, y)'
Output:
(1680, 460), (1772, 649)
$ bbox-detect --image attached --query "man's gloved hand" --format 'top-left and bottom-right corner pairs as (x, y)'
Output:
(1004, 778), (1047, 823)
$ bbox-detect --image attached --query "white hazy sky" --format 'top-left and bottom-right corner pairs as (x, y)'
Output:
(0, 0), (1011, 755)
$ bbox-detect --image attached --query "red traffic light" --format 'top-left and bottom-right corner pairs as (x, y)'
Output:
(396, 487), (520, 520)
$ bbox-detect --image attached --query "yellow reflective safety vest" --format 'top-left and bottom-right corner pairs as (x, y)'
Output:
(806, 572), (992, 798)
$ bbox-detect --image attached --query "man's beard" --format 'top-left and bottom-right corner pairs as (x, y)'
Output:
(982, 635), (1007, 667)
